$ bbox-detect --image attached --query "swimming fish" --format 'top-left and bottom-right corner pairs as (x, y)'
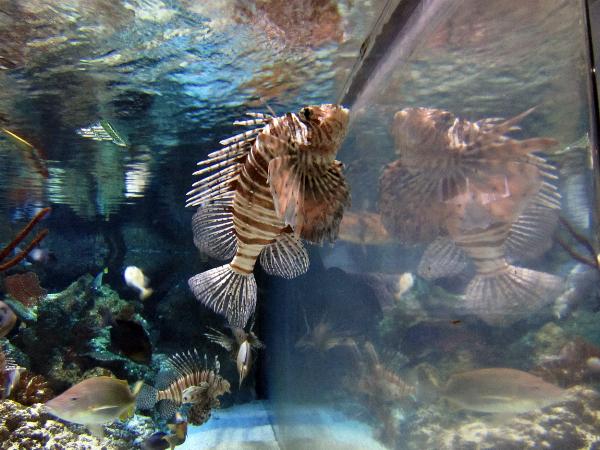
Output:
(124, 266), (154, 300)
(338, 210), (393, 245)
(142, 412), (187, 450)
(45, 376), (143, 436)
(442, 368), (567, 413)
(187, 104), (350, 327)
(1, 350), (23, 400)
(204, 325), (264, 387)
(136, 349), (230, 424)
(0, 300), (17, 338)
(109, 318), (152, 365)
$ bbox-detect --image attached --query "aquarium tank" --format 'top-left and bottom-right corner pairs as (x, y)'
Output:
(0, 0), (599, 449)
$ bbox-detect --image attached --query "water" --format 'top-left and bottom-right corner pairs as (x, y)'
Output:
(0, 0), (599, 449)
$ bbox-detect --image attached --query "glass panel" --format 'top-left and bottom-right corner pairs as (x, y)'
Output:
(265, 0), (600, 448)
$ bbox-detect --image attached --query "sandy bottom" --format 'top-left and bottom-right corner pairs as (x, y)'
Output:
(179, 401), (386, 450)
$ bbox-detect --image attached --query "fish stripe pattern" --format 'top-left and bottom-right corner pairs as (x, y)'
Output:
(187, 105), (350, 327)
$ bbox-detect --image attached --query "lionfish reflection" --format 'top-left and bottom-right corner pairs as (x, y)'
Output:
(295, 312), (357, 354)
(187, 105), (350, 328)
(381, 107), (563, 325)
(346, 341), (415, 447)
(137, 349), (230, 425)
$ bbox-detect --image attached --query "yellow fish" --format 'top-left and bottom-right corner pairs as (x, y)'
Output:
(124, 265), (154, 300)
(45, 376), (143, 437)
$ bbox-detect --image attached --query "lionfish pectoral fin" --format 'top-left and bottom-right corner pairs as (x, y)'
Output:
(268, 156), (350, 244)
(192, 203), (237, 260)
(418, 237), (469, 280)
(463, 266), (563, 326)
(259, 232), (309, 279)
(188, 265), (257, 328)
(506, 204), (559, 262)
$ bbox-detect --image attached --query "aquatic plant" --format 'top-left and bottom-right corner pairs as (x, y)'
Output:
(0, 207), (50, 272)
(3, 271), (47, 307)
(9, 370), (54, 405)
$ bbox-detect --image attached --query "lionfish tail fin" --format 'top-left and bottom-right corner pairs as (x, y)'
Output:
(259, 233), (309, 278)
(135, 383), (159, 410)
(418, 237), (469, 280)
(192, 203), (237, 260)
(188, 265), (257, 328)
(268, 156), (350, 244)
(464, 266), (562, 326)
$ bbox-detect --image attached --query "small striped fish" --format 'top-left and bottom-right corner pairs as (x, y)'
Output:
(186, 104), (350, 327)
(137, 349), (230, 420)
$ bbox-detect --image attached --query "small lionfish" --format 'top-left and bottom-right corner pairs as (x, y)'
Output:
(187, 105), (350, 327)
(137, 349), (230, 425)
(204, 325), (264, 387)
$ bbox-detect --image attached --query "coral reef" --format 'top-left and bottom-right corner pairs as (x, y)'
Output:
(10, 274), (156, 391)
(8, 370), (54, 406)
(3, 271), (46, 307)
(404, 387), (600, 449)
(0, 400), (153, 450)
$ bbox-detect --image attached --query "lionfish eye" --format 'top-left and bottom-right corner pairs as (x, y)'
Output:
(301, 108), (311, 120)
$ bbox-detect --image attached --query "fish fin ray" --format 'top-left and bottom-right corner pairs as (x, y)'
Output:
(268, 156), (350, 244)
(87, 424), (105, 438)
(379, 162), (448, 243)
(192, 204), (237, 260)
(204, 328), (235, 352)
(506, 205), (558, 261)
(259, 233), (309, 278)
(463, 266), (562, 326)
(418, 237), (469, 279)
(188, 265), (257, 328)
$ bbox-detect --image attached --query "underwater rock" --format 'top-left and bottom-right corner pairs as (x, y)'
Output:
(407, 386), (600, 449)
(0, 400), (150, 450)
(11, 274), (154, 391)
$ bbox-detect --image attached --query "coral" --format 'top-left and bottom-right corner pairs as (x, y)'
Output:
(0, 400), (152, 450)
(11, 274), (155, 392)
(3, 272), (47, 307)
(0, 207), (50, 272)
(407, 387), (600, 449)
(8, 370), (54, 405)
(532, 337), (600, 387)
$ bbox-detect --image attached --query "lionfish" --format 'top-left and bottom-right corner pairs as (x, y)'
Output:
(382, 107), (563, 325)
(187, 104), (350, 327)
(137, 349), (230, 425)
(204, 325), (264, 387)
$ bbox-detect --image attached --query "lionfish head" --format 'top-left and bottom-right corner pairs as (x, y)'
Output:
(298, 103), (349, 151)
(392, 107), (455, 157)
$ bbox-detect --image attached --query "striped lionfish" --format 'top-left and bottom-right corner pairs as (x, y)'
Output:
(186, 104), (350, 327)
(137, 349), (230, 425)
(382, 107), (563, 325)
(204, 325), (264, 387)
